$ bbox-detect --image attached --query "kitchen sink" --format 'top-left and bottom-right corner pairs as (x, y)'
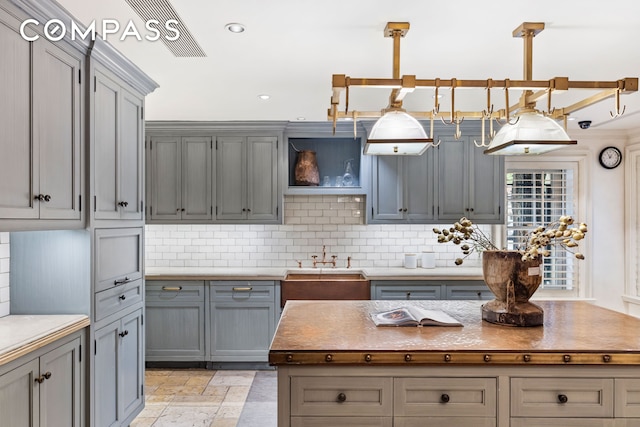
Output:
(280, 272), (370, 308)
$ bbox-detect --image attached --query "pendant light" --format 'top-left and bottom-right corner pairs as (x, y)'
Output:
(364, 110), (433, 155)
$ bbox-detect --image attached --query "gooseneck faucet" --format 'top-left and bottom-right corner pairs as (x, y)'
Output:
(312, 245), (337, 268)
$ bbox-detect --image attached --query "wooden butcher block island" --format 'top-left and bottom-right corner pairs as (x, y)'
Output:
(269, 300), (640, 427)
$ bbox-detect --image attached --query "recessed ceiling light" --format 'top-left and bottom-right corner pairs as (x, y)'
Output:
(296, 117), (306, 121)
(225, 23), (245, 33)
(258, 94), (270, 100)
(567, 117), (576, 121)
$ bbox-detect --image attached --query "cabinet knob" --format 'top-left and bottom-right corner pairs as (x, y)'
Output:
(118, 201), (129, 207)
(119, 330), (129, 337)
(119, 295), (126, 300)
(470, 208), (474, 212)
(43, 371), (52, 380)
(336, 393), (347, 403)
(406, 292), (411, 300)
(398, 208), (403, 212)
(181, 208), (185, 211)
(558, 394), (568, 404)
(403, 208), (408, 212)
(43, 194), (51, 202)
(35, 376), (45, 384)
(34, 194), (45, 201)
(440, 394), (450, 403)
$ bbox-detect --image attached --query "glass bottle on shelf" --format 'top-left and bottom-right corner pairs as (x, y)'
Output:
(342, 159), (356, 186)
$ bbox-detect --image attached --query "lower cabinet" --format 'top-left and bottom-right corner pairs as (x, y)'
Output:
(372, 280), (493, 301)
(145, 281), (206, 361)
(0, 331), (83, 427)
(210, 281), (276, 362)
(278, 366), (640, 427)
(94, 308), (144, 427)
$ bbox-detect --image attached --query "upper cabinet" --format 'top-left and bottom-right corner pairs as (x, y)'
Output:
(0, 10), (83, 227)
(145, 122), (284, 224)
(147, 135), (212, 221)
(93, 67), (144, 221)
(436, 134), (505, 223)
(370, 149), (436, 223)
(216, 136), (279, 222)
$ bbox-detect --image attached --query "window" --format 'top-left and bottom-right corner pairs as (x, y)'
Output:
(506, 162), (581, 293)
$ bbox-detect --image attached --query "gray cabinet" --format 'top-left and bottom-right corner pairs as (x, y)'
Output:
(372, 280), (492, 301)
(0, 333), (83, 427)
(147, 136), (212, 221)
(0, 12), (82, 223)
(94, 308), (144, 427)
(216, 136), (279, 222)
(436, 135), (504, 223)
(371, 151), (436, 223)
(145, 281), (206, 361)
(94, 67), (144, 220)
(209, 281), (276, 362)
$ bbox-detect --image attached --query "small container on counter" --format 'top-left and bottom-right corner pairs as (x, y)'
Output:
(421, 251), (436, 269)
(403, 253), (418, 269)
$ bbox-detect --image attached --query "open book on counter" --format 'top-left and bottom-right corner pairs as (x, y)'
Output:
(370, 306), (463, 327)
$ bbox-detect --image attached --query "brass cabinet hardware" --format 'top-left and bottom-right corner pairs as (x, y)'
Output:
(325, 354), (333, 362)
(404, 354), (412, 362)
(232, 287), (252, 292)
(523, 354), (531, 362)
(484, 354), (491, 362)
(563, 354), (572, 363)
(364, 354), (372, 362)
(35, 376), (45, 384)
(444, 354), (452, 362)
(162, 286), (182, 291)
(603, 355), (612, 363)
(43, 372), (51, 379)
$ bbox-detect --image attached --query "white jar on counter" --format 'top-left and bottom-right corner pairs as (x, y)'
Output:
(421, 251), (436, 269)
(404, 253), (418, 269)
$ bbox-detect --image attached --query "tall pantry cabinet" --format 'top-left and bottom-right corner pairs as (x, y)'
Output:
(0, 1), (158, 426)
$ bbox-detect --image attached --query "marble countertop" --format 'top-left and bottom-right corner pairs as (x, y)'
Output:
(0, 314), (90, 367)
(145, 266), (484, 281)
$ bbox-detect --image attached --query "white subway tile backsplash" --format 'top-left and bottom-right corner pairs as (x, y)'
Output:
(144, 195), (490, 269)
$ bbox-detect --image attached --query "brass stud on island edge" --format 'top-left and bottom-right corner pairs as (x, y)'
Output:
(484, 354), (491, 363)
(563, 354), (572, 363)
(523, 354), (531, 362)
(364, 354), (372, 362)
(286, 354), (293, 362)
(603, 354), (611, 363)
(325, 354), (333, 362)
(404, 354), (412, 362)
(444, 354), (452, 362)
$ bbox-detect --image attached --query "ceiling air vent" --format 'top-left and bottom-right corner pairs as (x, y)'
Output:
(124, 0), (206, 57)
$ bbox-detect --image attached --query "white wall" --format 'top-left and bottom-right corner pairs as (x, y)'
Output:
(0, 232), (9, 317)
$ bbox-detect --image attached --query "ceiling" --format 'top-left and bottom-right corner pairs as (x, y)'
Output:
(55, 0), (640, 131)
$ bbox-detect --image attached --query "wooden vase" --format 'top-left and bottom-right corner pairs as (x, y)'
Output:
(294, 150), (320, 186)
(481, 250), (544, 327)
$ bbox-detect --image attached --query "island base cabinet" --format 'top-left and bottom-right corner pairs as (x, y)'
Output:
(291, 417), (392, 427)
(0, 334), (83, 427)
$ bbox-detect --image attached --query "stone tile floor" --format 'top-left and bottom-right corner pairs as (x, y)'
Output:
(131, 369), (277, 427)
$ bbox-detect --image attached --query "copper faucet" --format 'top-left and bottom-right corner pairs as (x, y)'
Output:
(312, 246), (337, 268)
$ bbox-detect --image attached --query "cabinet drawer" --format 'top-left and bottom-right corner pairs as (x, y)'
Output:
(395, 417), (495, 427)
(291, 376), (392, 417)
(394, 377), (496, 417)
(146, 281), (205, 302)
(511, 419), (614, 427)
(445, 285), (494, 300)
(511, 378), (614, 418)
(210, 281), (274, 302)
(616, 379), (640, 417)
(291, 417), (392, 427)
(95, 279), (142, 321)
(374, 285), (441, 300)
(95, 228), (143, 292)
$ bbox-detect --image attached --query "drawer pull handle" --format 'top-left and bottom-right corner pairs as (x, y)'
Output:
(162, 286), (183, 291)
(232, 287), (252, 291)
(440, 394), (450, 403)
(337, 393), (347, 403)
(114, 277), (130, 286)
(558, 394), (568, 404)
(119, 295), (126, 300)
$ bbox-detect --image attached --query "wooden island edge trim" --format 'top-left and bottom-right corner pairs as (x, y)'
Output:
(269, 350), (640, 366)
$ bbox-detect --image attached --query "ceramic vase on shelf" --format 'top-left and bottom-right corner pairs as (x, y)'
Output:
(294, 150), (320, 186)
(481, 250), (544, 327)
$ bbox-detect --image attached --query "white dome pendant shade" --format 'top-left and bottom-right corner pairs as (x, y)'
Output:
(364, 111), (433, 155)
(484, 110), (577, 155)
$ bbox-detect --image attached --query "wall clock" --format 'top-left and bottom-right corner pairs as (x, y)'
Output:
(599, 146), (622, 169)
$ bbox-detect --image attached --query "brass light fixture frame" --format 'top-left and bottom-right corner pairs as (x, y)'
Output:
(328, 22), (638, 135)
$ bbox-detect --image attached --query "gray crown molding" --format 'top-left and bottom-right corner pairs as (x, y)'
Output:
(146, 120), (289, 134)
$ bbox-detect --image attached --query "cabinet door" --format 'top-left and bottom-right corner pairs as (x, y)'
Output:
(40, 337), (82, 427)
(94, 70), (120, 220)
(372, 156), (403, 221)
(216, 136), (245, 220)
(119, 88), (144, 220)
(0, 358), (39, 427)
(247, 136), (278, 221)
(33, 39), (82, 220)
(437, 137), (469, 221)
(149, 136), (181, 220)
(95, 227), (143, 293)
(0, 14), (38, 219)
(146, 300), (206, 361)
(182, 136), (212, 220)
(404, 151), (436, 221)
(119, 309), (144, 422)
(210, 301), (275, 362)
(468, 142), (503, 221)
(94, 319), (119, 427)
